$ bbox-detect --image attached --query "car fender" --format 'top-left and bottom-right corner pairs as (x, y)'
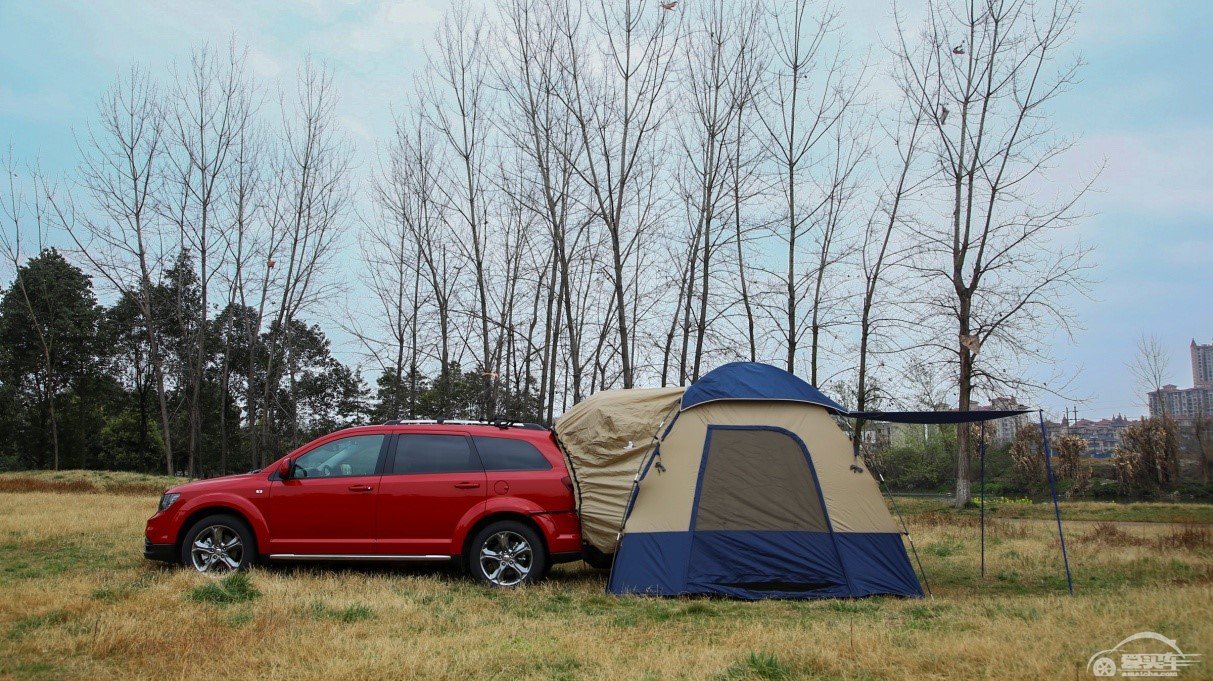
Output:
(172, 492), (272, 552)
(453, 496), (553, 553)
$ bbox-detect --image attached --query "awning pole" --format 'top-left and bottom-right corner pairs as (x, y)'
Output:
(1038, 410), (1074, 595)
(980, 420), (986, 579)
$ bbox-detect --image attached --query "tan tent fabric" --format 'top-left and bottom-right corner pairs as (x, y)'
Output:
(553, 387), (684, 552)
(623, 401), (898, 536)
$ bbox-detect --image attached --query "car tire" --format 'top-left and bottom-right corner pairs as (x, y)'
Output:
(467, 520), (547, 588)
(180, 514), (255, 574)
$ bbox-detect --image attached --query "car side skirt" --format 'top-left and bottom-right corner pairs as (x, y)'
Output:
(266, 553), (455, 562)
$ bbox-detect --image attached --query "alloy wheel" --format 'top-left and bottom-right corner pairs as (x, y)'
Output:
(190, 524), (244, 573)
(479, 530), (533, 586)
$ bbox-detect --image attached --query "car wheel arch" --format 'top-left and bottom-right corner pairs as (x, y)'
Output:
(460, 512), (549, 561)
(175, 505), (262, 557)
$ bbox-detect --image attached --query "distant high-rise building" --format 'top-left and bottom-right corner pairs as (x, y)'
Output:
(1192, 339), (1213, 387)
(1148, 338), (1213, 421)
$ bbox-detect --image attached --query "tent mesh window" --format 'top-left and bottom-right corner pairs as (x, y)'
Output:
(694, 428), (829, 533)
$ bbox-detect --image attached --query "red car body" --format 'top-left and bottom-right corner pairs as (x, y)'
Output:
(144, 422), (583, 568)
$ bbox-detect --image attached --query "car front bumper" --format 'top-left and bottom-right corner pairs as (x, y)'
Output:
(144, 538), (176, 563)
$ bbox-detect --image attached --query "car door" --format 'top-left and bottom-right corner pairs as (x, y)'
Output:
(267, 433), (387, 555)
(375, 432), (487, 555)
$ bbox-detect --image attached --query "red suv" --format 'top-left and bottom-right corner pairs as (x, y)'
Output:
(144, 421), (582, 587)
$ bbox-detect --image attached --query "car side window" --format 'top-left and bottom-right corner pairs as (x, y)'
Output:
(391, 434), (482, 474)
(472, 436), (552, 471)
(293, 435), (385, 479)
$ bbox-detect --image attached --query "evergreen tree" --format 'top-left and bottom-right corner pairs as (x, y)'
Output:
(0, 249), (102, 468)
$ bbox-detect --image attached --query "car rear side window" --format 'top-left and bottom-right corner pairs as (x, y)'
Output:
(472, 436), (552, 471)
(390, 434), (481, 474)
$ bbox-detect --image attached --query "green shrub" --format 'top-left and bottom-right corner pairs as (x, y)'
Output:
(188, 572), (261, 605)
(724, 652), (790, 680)
(7, 610), (68, 640)
(308, 601), (375, 622)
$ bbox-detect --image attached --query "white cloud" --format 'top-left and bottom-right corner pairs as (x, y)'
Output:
(246, 48), (284, 79)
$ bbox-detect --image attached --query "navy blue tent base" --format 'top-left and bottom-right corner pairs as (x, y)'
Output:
(609, 530), (922, 599)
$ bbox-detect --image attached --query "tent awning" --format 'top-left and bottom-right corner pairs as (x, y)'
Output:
(846, 409), (1032, 424)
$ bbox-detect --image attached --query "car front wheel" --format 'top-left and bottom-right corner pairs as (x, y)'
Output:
(468, 521), (547, 587)
(181, 514), (254, 574)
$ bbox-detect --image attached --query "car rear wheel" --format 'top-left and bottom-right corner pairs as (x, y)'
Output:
(468, 521), (547, 587)
(181, 514), (254, 574)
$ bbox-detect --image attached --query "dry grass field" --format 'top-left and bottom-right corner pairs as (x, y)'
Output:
(1, 475), (1211, 680)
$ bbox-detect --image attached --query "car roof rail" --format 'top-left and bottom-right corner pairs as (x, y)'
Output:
(381, 418), (549, 431)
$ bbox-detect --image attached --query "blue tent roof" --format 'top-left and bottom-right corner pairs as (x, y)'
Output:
(681, 362), (847, 413)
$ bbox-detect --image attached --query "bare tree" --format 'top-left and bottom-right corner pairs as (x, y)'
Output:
(497, 0), (595, 407)
(661, 229), (696, 386)
(1129, 333), (1171, 415)
(759, 0), (858, 375)
(804, 117), (868, 386)
(163, 43), (255, 476)
(1128, 333), (1179, 484)
(215, 109), (265, 475)
(724, 10), (770, 366)
(1192, 408), (1212, 484)
(254, 60), (351, 463)
(672, 0), (765, 382)
(386, 111), (461, 414)
(60, 68), (177, 474)
(2, 154), (62, 469)
(894, 0), (1093, 507)
(424, 2), (500, 417)
(854, 104), (927, 446)
(359, 126), (425, 420)
(554, 0), (679, 388)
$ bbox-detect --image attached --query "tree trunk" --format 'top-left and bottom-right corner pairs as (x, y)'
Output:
(46, 385), (60, 471)
(732, 156), (756, 362)
(692, 213), (712, 382)
(218, 333), (231, 476)
(955, 295), (974, 509)
(609, 227), (633, 389)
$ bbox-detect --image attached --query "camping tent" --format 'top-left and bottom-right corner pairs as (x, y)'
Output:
(554, 362), (923, 600)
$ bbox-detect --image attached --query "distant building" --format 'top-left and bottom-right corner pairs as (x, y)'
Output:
(1148, 338), (1213, 422)
(972, 396), (1034, 445)
(1052, 412), (1133, 458)
(1150, 385), (1213, 422)
(1192, 339), (1213, 387)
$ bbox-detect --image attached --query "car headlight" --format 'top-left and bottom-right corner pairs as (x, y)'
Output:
(158, 492), (181, 512)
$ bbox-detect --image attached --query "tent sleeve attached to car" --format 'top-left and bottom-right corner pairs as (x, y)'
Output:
(552, 386), (684, 554)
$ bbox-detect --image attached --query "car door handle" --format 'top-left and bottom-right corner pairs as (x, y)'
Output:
(347, 484), (374, 492)
(453, 482), (481, 489)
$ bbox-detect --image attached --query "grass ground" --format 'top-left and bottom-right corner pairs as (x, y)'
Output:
(0, 475), (1211, 679)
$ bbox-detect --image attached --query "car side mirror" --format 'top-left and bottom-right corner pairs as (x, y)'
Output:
(277, 459), (293, 480)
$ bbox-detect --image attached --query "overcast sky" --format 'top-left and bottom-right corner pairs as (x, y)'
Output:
(2, 0), (1210, 418)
